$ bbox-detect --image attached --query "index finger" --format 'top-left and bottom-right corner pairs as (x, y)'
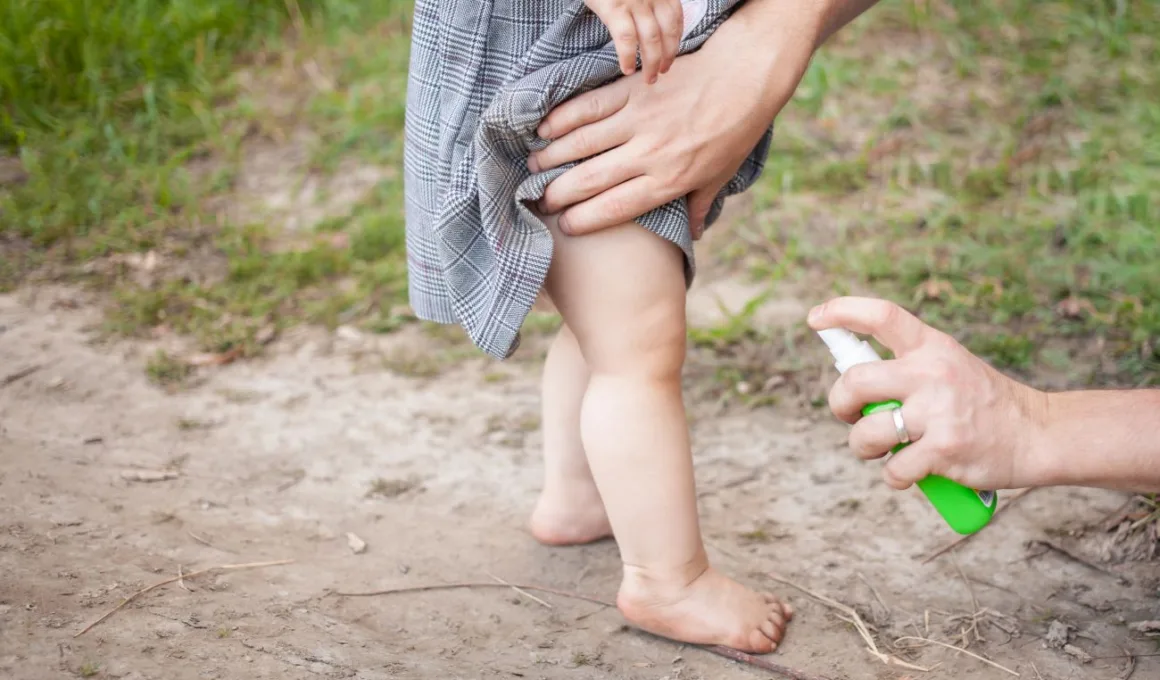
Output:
(807, 296), (931, 356)
(537, 78), (630, 141)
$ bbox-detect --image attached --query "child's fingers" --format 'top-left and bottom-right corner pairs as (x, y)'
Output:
(605, 12), (638, 75)
(633, 8), (664, 84)
(652, 0), (683, 74)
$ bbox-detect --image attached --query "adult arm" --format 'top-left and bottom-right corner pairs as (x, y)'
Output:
(530, 0), (882, 237)
(809, 297), (1160, 493)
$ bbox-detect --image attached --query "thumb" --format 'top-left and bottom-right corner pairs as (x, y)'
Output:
(687, 185), (719, 240)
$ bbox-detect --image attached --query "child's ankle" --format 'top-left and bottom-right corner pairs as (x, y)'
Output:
(621, 550), (711, 589)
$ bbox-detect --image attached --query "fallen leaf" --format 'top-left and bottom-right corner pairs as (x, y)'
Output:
(255, 325), (277, 345)
(346, 532), (368, 554)
(1062, 643), (1093, 664)
(1056, 296), (1096, 319)
(186, 347), (243, 367)
(1009, 142), (1043, 168)
(915, 278), (955, 301)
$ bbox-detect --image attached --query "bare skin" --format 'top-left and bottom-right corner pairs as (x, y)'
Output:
(529, 212), (791, 653)
(529, 324), (613, 546)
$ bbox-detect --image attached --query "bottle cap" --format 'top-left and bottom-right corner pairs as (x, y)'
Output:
(817, 328), (882, 374)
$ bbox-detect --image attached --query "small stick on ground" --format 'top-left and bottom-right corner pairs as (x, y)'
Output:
(1025, 540), (1129, 584)
(177, 565), (191, 592)
(697, 468), (762, 498)
(1118, 646), (1136, 680)
(333, 582), (611, 607)
(890, 635), (1020, 673)
(1031, 662), (1044, 680)
(488, 573), (553, 609)
(701, 645), (833, 680)
(921, 488), (1036, 564)
(187, 530), (213, 547)
(2, 364), (42, 388)
(856, 572), (890, 615)
(335, 582), (832, 680)
(766, 574), (930, 672)
(75, 559), (294, 637)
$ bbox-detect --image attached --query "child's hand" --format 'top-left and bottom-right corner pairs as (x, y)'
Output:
(585, 0), (684, 84)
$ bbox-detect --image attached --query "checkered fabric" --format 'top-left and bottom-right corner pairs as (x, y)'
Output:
(404, 0), (772, 359)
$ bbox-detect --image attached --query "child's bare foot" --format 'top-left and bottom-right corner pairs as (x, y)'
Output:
(617, 560), (792, 653)
(529, 480), (613, 546)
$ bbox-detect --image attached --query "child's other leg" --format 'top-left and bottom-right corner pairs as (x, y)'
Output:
(530, 324), (613, 545)
(541, 215), (791, 653)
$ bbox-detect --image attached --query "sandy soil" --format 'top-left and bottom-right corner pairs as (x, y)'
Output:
(2, 281), (1157, 680)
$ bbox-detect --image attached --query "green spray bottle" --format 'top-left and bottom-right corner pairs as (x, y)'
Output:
(817, 328), (997, 535)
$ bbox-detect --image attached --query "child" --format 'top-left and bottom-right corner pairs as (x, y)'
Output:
(404, 0), (791, 652)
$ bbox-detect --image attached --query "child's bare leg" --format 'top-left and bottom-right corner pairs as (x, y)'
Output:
(530, 324), (613, 545)
(541, 215), (791, 653)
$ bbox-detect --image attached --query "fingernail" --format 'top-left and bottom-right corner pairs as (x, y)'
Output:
(527, 155), (540, 173)
(537, 123), (552, 140)
(808, 305), (823, 324)
(557, 214), (571, 235)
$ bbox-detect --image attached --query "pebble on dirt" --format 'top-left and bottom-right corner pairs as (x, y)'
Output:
(346, 532), (368, 554)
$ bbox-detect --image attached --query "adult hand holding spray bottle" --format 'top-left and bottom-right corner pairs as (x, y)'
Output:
(817, 328), (997, 535)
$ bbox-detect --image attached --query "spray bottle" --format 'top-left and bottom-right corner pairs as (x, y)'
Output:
(817, 328), (997, 535)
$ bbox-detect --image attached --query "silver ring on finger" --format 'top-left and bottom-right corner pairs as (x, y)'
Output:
(891, 406), (911, 445)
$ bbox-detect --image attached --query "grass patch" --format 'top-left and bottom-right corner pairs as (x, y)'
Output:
(749, 0), (1160, 384)
(145, 350), (193, 388)
(1, 0), (416, 356)
(7, 0), (1157, 388)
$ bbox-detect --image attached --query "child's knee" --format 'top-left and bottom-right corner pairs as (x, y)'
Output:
(584, 296), (686, 380)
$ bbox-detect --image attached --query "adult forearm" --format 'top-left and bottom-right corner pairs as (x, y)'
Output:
(815, 0), (883, 45)
(712, 0), (880, 121)
(1036, 390), (1160, 492)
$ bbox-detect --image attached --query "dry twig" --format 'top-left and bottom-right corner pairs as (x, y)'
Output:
(894, 636), (1018, 676)
(1025, 540), (1129, 584)
(921, 489), (1036, 564)
(488, 573), (552, 609)
(75, 559), (294, 637)
(335, 581), (831, 680)
(856, 572), (890, 615)
(767, 574), (930, 671)
(2, 364), (43, 387)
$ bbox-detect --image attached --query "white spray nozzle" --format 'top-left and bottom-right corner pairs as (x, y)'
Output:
(817, 328), (882, 374)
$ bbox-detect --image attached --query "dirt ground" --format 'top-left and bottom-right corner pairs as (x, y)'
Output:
(2, 277), (1158, 680)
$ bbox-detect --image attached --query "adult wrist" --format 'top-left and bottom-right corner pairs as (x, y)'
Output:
(1022, 390), (1057, 486)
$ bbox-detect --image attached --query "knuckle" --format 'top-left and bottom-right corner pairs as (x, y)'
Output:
(585, 94), (605, 121)
(926, 430), (958, 456)
(873, 301), (902, 332)
(927, 357), (955, 382)
(842, 366), (872, 394)
(614, 29), (638, 44)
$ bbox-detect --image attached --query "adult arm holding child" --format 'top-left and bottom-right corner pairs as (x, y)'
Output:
(530, 0), (882, 236)
(809, 297), (1160, 494)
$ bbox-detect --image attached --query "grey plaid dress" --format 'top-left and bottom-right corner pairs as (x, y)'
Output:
(404, 0), (772, 359)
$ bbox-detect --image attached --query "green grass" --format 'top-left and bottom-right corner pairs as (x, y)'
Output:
(1, 0), (414, 356)
(747, 0), (1160, 384)
(3, 0), (1158, 387)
